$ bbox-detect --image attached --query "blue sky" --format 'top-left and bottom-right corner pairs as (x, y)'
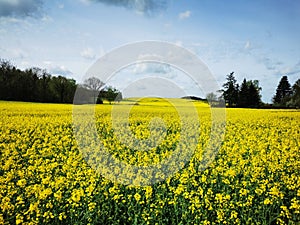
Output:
(0, 0), (299, 102)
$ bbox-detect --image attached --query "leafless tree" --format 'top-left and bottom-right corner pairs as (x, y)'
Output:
(83, 77), (105, 103)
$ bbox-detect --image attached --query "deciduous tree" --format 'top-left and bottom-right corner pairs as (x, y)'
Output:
(83, 77), (105, 103)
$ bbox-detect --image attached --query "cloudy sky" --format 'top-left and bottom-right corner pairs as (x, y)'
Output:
(0, 0), (299, 102)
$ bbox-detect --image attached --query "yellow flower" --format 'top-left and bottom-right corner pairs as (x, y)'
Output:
(1, 99), (300, 224)
(290, 198), (300, 214)
(264, 198), (272, 205)
(230, 211), (238, 219)
(239, 188), (249, 196)
(17, 179), (26, 187)
(269, 186), (283, 199)
(16, 214), (23, 225)
(54, 190), (62, 201)
(71, 188), (84, 203)
(255, 188), (264, 195)
(134, 193), (141, 202)
(144, 186), (153, 200)
(88, 202), (97, 211)
(215, 193), (223, 203)
(174, 184), (185, 195)
(59, 212), (66, 220)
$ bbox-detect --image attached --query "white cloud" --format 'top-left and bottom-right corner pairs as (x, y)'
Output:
(243, 40), (261, 52)
(136, 53), (164, 61)
(175, 40), (182, 47)
(98, 46), (105, 57)
(131, 62), (171, 75)
(164, 23), (171, 28)
(50, 65), (73, 76)
(0, 16), (28, 25)
(43, 61), (73, 76)
(191, 42), (208, 47)
(121, 77), (186, 98)
(0, 47), (28, 59)
(41, 15), (53, 23)
(178, 10), (191, 20)
(244, 41), (251, 50)
(12, 48), (28, 59)
(80, 47), (96, 60)
(20, 61), (30, 67)
(79, 0), (91, 5)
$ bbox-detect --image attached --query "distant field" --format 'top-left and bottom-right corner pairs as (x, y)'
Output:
(0, 100), (299, 224)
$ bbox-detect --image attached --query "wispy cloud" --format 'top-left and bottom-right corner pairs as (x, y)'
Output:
(178, 10), (191, 20)
(0, 47), (28, 60)
(243, 40), (263, 54)
(80, 47), (96, 60)
(244, 41), (251, 50)
(83, 0), (167, 16)
(261, 57), (283, 71)
(174, 40), (183, 47)
(58, 4), (64, 9)
(0, 0), (43, 18)
(278, 65), (300, 76)
(262, 59), (300, 78)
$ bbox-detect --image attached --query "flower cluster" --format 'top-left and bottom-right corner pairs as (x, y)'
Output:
(0, 100), (299, 224)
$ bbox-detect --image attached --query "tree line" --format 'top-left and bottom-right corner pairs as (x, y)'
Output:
(1, 59), (299, 108)
(0, 59), (122, 104)
(217, 72), (300, 108)
(272, 75), (300, 108)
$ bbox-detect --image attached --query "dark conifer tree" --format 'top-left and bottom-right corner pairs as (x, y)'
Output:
(222, 72), (239, 107)
(273, 76), (292, 106)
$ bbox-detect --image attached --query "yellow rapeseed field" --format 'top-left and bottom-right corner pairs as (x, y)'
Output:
(0, 99), (299, 224)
